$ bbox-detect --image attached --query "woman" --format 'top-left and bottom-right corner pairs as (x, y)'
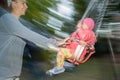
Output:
(0, 0), (56, 80)
(46, 18), (96, 75)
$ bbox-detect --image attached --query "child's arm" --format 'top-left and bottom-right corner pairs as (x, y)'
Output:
(78, 40), (87, 47)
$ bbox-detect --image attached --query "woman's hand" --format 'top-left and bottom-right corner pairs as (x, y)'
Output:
(57, 37), (69, 47)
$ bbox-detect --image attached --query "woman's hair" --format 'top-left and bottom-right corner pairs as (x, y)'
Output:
(0, 0), (14, 12)
(0, 0), (8, 9)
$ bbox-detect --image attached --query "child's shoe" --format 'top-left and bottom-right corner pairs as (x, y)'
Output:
(46, 67), (65, 76)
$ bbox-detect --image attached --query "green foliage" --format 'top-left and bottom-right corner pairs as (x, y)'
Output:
(22, 0), (88, 62)
(24, 0), (87, 35)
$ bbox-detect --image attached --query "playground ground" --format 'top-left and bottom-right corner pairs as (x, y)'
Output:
(20, 54), (120, 80)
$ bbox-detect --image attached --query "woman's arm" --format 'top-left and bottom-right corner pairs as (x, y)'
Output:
(2, 13), (56, 49)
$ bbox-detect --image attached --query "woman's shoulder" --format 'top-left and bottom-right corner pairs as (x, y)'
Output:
(0, 7), (8, 17)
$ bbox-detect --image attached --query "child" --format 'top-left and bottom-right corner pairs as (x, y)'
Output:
(46, 18), (96, 75)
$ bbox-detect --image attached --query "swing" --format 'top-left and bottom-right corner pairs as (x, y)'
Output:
(66, 44), (95, 66)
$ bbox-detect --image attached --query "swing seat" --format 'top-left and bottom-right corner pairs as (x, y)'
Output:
(66, 45), (95, 66)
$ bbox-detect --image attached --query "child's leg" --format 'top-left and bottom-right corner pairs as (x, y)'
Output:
(56, 48), (72, 68)
(46, 48), (72, 75)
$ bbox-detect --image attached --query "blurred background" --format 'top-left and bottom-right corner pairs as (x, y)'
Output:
(19, 0), (120, 80)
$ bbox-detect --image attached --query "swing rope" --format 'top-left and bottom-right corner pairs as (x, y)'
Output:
(108, 38), (119, 80)
(82, 0), (119, 79)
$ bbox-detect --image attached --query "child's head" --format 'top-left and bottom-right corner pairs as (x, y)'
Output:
(76, 18), (94, 30)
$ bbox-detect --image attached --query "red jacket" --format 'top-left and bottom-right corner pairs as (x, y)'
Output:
(66, 28), (96, 55)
